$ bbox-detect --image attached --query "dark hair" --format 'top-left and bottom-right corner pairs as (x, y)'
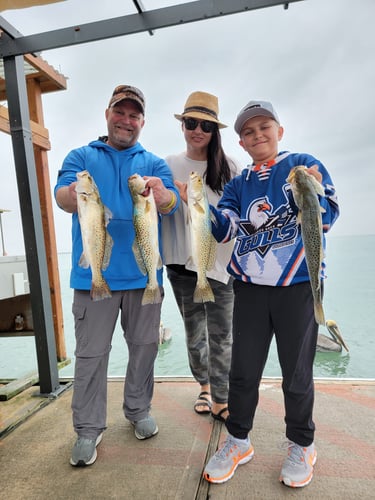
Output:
(204, 128), (231, 194)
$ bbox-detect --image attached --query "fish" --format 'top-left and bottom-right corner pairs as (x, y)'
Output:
(75, 170), (113, 301)
(287, 165), (326, 325)
(187, 171), (216, 303)
(128, 173), (162, 305)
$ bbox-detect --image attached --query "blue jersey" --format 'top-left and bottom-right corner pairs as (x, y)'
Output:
(210, 151), (339, 286)
(54, 139), (179, 291)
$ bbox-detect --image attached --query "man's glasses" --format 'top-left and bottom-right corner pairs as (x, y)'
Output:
(183, 118), (217, 133)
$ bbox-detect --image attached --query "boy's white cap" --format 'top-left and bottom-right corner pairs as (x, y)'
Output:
(234, 100), (280, 135)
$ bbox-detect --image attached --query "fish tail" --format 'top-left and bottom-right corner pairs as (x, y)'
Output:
(314, 301), (326, 325)
(193, 279), (215, 304)
(91, 278), (112, 301)
(141, 284), (162, 305)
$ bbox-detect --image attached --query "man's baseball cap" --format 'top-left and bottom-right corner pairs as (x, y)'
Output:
(108, 85), (145, 114)
(234, 100), (280, 135)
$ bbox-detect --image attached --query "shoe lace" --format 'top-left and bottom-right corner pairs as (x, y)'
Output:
(216, 436), (242, 460)
(282, 441), (307, 468)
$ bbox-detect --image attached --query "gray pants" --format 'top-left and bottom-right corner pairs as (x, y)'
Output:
(167, 268), (233, 403)
(71, 288), (162, 439)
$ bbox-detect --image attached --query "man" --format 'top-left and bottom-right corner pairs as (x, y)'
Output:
(55, 85), (179, 466)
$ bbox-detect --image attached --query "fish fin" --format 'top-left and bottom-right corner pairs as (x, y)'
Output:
(193, 279), (215, 303)
(132, 241), (147, 275)
(141, 284), (162, 305)
(91, 278), (112, 301)
(104, 206), (113, 227)
(311, 177), (325, 196)
(157, 254), (163, 270)
(144, 199), (152, 215)
(78, 252), (90, 269)
(102, 232), (114, 271)
(314, 301), (326, 326)
(193, 200), (206, 215)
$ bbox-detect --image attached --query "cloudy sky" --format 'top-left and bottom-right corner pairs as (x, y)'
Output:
(0, 0), (374, 255)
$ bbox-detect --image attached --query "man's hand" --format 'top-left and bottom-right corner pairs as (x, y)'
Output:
(143, 176), (177, 213)
(56, 182), (78, 213)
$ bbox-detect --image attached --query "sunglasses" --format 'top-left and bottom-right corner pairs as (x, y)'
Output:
(183, 118), (217, 133)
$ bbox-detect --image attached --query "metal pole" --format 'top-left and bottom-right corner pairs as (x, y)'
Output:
(3, 54), (62, 397)
(0, 208), (10, 256)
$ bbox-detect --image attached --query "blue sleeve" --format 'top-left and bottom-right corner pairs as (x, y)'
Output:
(54, 147), (87, 198)
(210, 175), (242, 242)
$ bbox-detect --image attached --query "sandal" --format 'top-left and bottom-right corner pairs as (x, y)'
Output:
(194, 391), (212, 415)
(211, 406), (228, 422)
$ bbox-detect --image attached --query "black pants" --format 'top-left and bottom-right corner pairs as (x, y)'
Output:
(226, 281), (318, 446)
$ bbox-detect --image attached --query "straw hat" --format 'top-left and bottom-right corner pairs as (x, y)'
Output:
(174, 91), (227, 128)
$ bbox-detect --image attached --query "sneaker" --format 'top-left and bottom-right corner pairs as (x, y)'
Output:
(70, 433), (103, 467)
(132, 415), (159, 440)
(203, 434), (254, 484)
(279, 441), (317, 488)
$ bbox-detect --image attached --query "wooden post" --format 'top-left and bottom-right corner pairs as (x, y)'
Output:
(26, 77), (66, 361)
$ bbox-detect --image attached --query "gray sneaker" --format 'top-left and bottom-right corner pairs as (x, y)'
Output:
(132, 415), (158, 440)
(204, 434), (254, 484)
(280, 441), (317, 488)
(70, 433), (103, 467)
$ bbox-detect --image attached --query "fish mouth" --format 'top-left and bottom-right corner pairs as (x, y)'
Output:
(128, 174), (149, 195)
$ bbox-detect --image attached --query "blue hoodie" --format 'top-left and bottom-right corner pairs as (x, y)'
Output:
(54, 139), (179, 291)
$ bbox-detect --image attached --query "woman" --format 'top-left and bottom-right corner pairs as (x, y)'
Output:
(162, 91), (241, 421)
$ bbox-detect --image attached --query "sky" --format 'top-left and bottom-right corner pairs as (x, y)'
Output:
(0, 0), (374, 255)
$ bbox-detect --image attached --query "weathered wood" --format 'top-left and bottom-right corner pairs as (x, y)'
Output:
(0, 358), (71, 401)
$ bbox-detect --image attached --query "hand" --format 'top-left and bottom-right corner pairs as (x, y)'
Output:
(143, 176), (173, 208)
(307, 164), (323, 184)
(174, 179), (188, 204)
(69, 181), (78, 202)
(56, 182), (78, 213)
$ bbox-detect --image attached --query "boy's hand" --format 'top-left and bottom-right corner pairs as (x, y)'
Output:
(307, 164), (323, 184)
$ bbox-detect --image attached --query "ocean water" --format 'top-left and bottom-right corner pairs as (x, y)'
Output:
(1, 234), (374, 380)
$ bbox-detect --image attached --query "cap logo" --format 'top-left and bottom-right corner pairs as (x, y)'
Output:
(246, 104), (261, 110)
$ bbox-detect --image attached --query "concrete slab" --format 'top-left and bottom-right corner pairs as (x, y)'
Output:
(0, 379), (374, 499)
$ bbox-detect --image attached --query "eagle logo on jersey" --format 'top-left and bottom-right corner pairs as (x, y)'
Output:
(237, 196), (296, 257)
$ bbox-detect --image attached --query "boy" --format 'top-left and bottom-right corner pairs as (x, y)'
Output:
(203, 100), (339, 488)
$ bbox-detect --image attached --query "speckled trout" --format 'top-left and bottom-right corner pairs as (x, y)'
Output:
(287, 166), (326, 325)
(128, 174), (162, 305)
(76, 170), (113, 301)
(187, 171), (216, 303)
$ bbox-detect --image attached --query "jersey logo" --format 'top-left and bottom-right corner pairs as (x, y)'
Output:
(237, 196), (296, 257)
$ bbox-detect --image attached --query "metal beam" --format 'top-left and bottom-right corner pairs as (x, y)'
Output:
(0, 0), (304, 57)
(3, 52), (62, 397)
